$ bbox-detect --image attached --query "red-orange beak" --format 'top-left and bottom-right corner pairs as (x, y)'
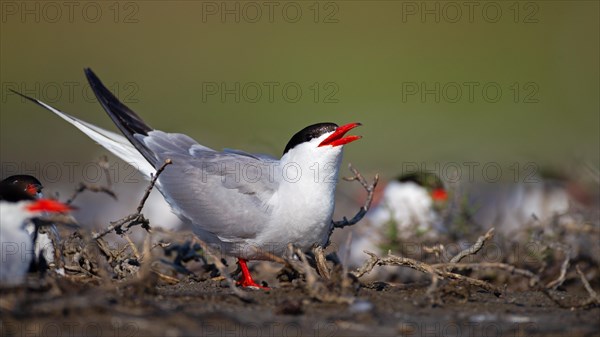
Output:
(26, 199), (72, 213)
(318, 122), (362, 147)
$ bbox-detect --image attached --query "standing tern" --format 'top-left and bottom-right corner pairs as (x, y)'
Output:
(12, 68), (362, 288)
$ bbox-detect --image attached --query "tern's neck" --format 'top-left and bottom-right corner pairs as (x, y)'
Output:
(274, 147), (343, 215)
(280, 146), (343, 187)
(0, 202), (33, 230)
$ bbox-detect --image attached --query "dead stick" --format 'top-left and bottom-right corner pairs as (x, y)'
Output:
(450, 228), (495, 263)
(67, 183), (117, 205)
(576, 265), (600, 305)
(546, 246), (571, 290)
(434, 262), (541, 286)
(137, 159), (172, 214)
(354, 251), (501, 294)
(92, 214), (139, 240)
(92, 159), (172, 240)
(332, 164), (379, 229)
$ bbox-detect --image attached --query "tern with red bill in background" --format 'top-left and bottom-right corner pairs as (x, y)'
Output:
(346, 172), (448, 270)
(0, 175), (61, 271)
(12, 68), (362, 288)
(0, 184), (72, 285)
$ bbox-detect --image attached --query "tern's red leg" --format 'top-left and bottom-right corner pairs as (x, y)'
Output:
(236, 258), (270, 289)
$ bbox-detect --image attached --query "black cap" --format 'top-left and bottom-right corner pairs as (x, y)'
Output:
(0, 175), (43, 196)
(283, 123), (338, 155)
(0, 183), (35, 202)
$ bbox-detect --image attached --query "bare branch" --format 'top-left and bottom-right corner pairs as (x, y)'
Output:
(67, 156), (117, 204)
(353, 251), (501, 294)
(433, 262), (541, 287)
(92, 159), (172, 240)
(124, 234), (141, 260)
(352, 251), (380, 279)
(137, 159), (172, 214)
(425, 273), (442, 306)
(67, 183), (117, 205)
(545, 245), (571, 290)
(312, 246), (331, 280)
(92, 214), (145, 240)
(450, 228), (495, 263)
(293, 246), (354, 304)
(332, 164), (379, 229)
(576, 265), (600, 306)
(151, 270), (180, 284)
(423, 244), (446, 263)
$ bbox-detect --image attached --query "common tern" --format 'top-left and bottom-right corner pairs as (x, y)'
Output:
(0, 175), (60, 271)
(12, 68), (362, 288)
(0, 182), (71, 285)
(346, 172), (448, 269)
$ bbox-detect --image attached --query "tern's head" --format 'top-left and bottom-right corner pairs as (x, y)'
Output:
(0, 175), (43, 199)
(282, 122), (362, 161)
(0, 183), (71, 229)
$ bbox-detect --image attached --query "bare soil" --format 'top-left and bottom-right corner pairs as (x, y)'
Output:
(2, 271), (599, 337)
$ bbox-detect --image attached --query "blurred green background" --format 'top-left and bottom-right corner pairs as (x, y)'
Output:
(1, 1), (598, 183)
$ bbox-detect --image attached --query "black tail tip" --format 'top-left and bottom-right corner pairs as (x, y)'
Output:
(84, 67), (98, 80)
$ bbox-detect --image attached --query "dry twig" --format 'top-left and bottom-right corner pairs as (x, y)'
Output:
(136, 159), (172, 214)
(92, 159), (172, 240)
(434, 262), (541, 287)
(67, 183), (117, 205)
(66, 156), (117, 204)
(450, 228), (495, 263)
(576, 265), (600, 306)
(353, 251), (501, 294)
(313, 246), (331, 280)
(423, 244), (446, 263)
(545, 244), (571, 290)
(292, 246), (354, 304)
(92, 214), (148, 240)
(124, 234), (141, 260)
(332, 164), (379, 229)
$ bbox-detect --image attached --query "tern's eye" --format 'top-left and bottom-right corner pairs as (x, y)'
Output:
(25, 184), (40, 196)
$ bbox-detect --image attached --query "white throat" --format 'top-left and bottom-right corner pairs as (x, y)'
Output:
(252, 137), (345, 256)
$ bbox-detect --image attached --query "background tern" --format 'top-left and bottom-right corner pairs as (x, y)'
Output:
(13, 68), (362, 288)
(0, 175), (61, 271)
(0, 182), (71, 285)
(344, 172), (448, 271)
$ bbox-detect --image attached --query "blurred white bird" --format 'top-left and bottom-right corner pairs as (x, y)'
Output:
(465, 179), (572, 238)
(346, 172), (448, 269)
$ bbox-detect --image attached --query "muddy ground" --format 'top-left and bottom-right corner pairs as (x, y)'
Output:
(1, 262), (599, 337)
(2, 171), (599, 337)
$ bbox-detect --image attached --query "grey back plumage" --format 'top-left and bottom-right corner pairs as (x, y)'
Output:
(85, 68), (282, 243)
(141, 130), (280, 242)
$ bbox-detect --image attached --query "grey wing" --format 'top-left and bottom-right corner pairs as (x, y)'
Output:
(222, 148), (279, 161)
(140, 131), (279, 241)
